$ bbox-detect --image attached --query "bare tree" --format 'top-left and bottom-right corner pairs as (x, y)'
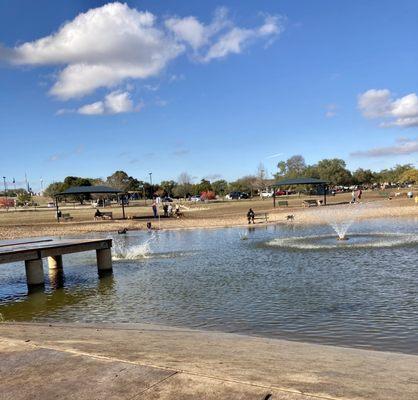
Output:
(255, 163), (269, 192)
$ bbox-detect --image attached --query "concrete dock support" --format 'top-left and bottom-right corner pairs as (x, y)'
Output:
(24, 259), (45, 288)
(96, 248), (112, 274)
(48, 255), (63, 270)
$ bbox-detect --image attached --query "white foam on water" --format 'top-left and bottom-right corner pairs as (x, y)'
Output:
(113, 233), (156, 260)
(266, 233), (418, 250)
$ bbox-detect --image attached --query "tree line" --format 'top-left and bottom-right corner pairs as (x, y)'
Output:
(42, 157), (418, 200)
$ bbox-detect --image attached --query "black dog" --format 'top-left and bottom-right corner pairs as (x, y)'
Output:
(286, 215), (294, 221)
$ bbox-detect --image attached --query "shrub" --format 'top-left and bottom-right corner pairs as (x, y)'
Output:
(200, 190), (216, 200)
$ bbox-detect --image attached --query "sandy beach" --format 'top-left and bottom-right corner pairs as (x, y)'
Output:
(0, 193), (416, 240)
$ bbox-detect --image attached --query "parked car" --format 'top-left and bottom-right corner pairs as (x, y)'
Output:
(260, 191), (273, 198)
(226, 191), (241, 200)
(47, 202), (55, 208)
(226, 191), (249, 200)
(189, 195), (202, 202)
(275, 190), (287, 196)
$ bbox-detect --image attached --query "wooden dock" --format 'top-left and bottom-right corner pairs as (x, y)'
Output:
(0, 238), (113, 289)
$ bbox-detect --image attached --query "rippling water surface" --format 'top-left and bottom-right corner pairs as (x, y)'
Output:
(1, 218), (417, 355)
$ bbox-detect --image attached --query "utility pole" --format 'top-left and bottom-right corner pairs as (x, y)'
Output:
(149, 172), (153, 186)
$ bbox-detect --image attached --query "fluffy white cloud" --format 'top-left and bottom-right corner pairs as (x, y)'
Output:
(358, 89), (418, 127)
(165, 7), (230, 50)
(77, 90), (137, 115)
(351, 137), (418, 157)
(2, 3), (282, 101)
(8, 2), (183, 99)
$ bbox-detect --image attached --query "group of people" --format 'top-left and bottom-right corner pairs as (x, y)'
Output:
(351, 188), (363, 203)
(152, 201), (181, 218)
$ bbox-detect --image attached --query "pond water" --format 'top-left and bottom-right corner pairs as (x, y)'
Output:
(1, 218), (418, 355)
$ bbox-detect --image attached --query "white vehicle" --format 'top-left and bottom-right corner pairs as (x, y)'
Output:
(260, 190), (273, 198)
(189, 195), (202, 202)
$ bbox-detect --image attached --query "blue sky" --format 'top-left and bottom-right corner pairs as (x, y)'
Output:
(1, 0), (417, 190)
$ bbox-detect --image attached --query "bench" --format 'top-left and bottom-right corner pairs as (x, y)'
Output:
(61, 213), (73, 221)
(302, 199), (320, 207)
(253, 213), (269, 222)
(277, 201), (288, 207)
(95, 212), (113, 220)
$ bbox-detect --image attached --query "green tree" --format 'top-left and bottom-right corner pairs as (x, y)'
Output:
(275, 155), (307, 179)
(212, 180), (228, 196)
(353, 168), (375, 185)
(16, 191), (32, 206)
(44, 182), (65, 198)
(173, 172), (193, 198)
(399, 168), (418, 184)
(315, 158), (352, 186)
(194, 179), (212, 195)
(229, 176), (257, 194)
(375, 164), (413, 184)
(160, 180), (177, 196)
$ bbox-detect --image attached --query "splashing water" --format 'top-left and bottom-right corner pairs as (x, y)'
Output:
(239, 231), (249, 240)
(308, 201), (375, 239)
(113, 233), (157, 260)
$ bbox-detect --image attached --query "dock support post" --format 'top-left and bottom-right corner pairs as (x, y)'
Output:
(96, 248), (112, 274)
(48, 255), (63, 270)
(25, 259), (45, 288)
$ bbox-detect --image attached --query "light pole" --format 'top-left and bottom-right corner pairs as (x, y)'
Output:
(2, 176), (8, 210)
(149, 172), (153, 186)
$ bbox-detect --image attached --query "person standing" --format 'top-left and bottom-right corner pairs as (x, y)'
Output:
(152, 201), (158, 218)
(351, 190), (356, 204)
(247, 208), (255, 224)
(357, 188), (362, 201)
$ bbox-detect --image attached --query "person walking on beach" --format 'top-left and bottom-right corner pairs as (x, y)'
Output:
(351, 190), (356, 204)
(247, 208), (255, 224)
(152, 201), (158, 218)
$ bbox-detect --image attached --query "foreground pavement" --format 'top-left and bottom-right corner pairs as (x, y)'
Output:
(0, 322), (417, 400)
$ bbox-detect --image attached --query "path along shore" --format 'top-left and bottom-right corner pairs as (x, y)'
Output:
(1, 322), (418, 399)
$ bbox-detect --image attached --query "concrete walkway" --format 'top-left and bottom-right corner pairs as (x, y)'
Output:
(0, 322), (417, 400)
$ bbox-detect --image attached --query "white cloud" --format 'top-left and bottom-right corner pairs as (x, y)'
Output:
(78, 101), (105, 115)
(265, 152), (283, 159)
(165, 7), (230, 51)
(358, 89), (418, 127)
(77, 90), (137, 115)
(2, 3), (282, 102)
(104, 91), (134, 114)
(325, 103), (338, 118)
(203, 15), (282, 62)
(351, 137), (418, 157)
(8, 2), (184, 99)
(166, 16), (208, 50)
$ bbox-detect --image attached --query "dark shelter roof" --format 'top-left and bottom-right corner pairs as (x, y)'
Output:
(56, 185), (123, 196)
(274, 177), (328, 186)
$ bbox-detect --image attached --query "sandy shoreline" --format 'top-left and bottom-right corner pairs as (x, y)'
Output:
(0, 200), (416, 240)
